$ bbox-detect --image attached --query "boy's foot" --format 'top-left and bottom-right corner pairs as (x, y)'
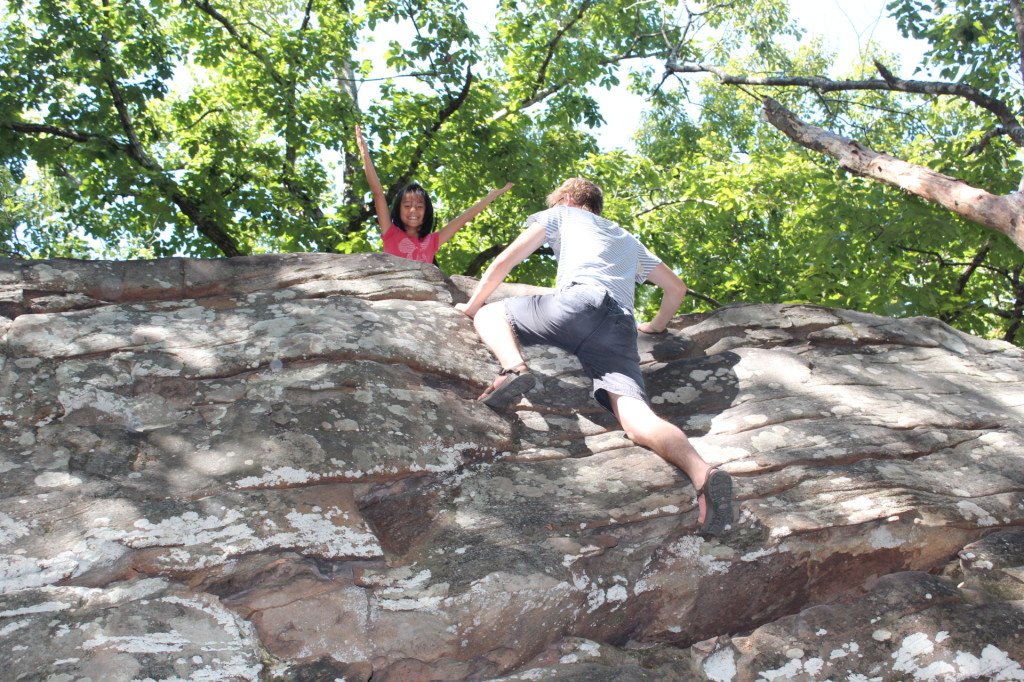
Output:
(480, 363), (536, 409)
(697, 468), (733, 537)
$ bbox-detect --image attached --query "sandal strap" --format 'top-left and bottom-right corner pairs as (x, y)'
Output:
(498, 363), (528, 376)
(697, 467), (719, 495)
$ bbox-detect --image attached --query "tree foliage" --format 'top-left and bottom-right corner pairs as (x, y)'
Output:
(1, 0), (1021, 346)
(0, 0), (694, 259)
(655, 0), (1023, 344)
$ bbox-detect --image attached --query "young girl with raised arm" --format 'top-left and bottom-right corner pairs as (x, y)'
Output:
(355, 124), (513, 264)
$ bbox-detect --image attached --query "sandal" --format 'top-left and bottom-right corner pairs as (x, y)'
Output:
(480, 363), (536, 409)
(697, 467), (733, 537)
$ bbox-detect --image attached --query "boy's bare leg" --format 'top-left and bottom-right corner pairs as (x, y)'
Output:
(473, 302), (526, 371)
(610, 393), (723, 525)
(471, 302), (531, 401)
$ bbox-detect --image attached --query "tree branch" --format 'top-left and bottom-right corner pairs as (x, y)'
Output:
(1, 121), (123, 147)
(461, 243), (506, 278)
(490, 48), (658, 122)
(96, 1), (154, 170)
(1006, 263), (1024, 343)
(490, 3), (664, 123)
(338, 72), (440, 83)
(899, 242), (1011, 279)
(103, 75), (156, 168)
(277, 0), (323, 227)
(191, 0), (284, 84)
(956, 242), (992, 295)
(871, 59), (1024, 146)
(0, 123), (243, 257)
(460, 243), (555, 278)
(666, 61), (1024, 147)
(761, 97), (1024, 252)
(300, 0), (314, 32)
(966, 126), (1008, 156)
(393, 65), (474, 193)
(681, 287), (721, 308)
(633, 195), (720, 219)
(192, 0), (324, 234)
(527, 2), (593, 107)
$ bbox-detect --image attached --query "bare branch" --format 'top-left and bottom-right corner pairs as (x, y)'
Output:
(761, 97), (1024, 252)
(681, 287), (721, 308)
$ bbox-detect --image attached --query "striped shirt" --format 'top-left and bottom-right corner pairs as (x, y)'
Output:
(527, 205), (661, 312)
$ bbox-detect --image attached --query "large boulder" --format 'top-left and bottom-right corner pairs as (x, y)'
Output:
(1, 253), (1022, 681)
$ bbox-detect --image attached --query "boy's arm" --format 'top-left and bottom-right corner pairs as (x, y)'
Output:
(354, 125), (394, 235)
(435, 183), (513, 245)
(638, 262), (687, 334)
(456, 223), (547, 318)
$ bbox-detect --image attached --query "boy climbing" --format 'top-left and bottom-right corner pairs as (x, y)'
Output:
(355, 124), (512, 264)
(455, 178), (734, 536)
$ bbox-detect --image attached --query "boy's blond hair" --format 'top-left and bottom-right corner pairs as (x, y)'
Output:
(546, 177), (604, 216)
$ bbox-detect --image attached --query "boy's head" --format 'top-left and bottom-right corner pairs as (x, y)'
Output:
(546, 177), (603, 216)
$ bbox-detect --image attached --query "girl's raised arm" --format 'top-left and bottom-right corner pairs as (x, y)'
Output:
(434, 182), (514, 246)
(354, 124), (394, 236)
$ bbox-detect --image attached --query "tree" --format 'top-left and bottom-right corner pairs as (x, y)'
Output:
(1, 167), (92, 258)
(663, 0), (1023, 252)
(1, 0), (748, 261)
(0, 0), (370, 257)
(632, 0), (1023, 344)
(5, 0), (1019, 346)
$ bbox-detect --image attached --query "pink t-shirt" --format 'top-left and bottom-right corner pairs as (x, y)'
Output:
(382, 225), (441, 263)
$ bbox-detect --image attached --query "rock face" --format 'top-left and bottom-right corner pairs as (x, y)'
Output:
(1, 253), (1022, 681)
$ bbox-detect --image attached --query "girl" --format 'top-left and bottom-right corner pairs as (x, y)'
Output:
(355, 124), (512, 264)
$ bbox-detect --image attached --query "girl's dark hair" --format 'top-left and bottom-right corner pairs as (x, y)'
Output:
(389, 183), (434, 239)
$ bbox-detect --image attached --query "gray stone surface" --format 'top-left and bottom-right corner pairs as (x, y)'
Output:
(1, 253), (1022, 681)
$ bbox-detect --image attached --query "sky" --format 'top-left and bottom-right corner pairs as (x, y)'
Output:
(788, 0), (929, 67)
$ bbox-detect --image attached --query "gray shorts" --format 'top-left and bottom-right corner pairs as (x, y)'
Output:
(503, 283), (647, 412)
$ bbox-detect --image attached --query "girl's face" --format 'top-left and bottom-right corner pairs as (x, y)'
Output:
(399, 194), (426, 234)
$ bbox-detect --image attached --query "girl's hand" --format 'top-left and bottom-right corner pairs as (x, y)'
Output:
(455, 302), (476, 318)
(490, 182), (513, 197)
